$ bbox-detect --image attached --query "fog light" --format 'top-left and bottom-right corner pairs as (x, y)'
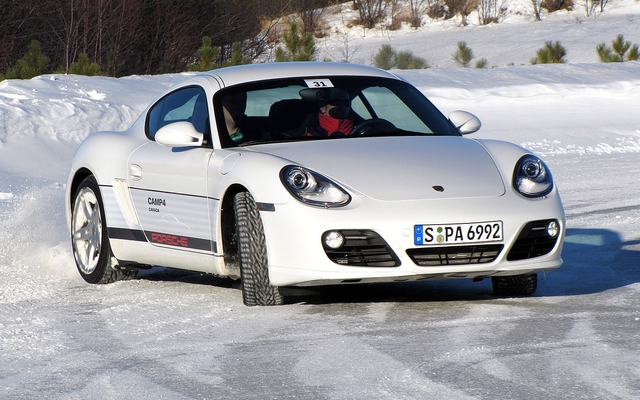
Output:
(546, 220), (559, 238)
(323, 231), (345, 249)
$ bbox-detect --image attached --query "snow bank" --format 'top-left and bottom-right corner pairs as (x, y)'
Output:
(400, 62), (640, 156)
(0, 73), (186, 143)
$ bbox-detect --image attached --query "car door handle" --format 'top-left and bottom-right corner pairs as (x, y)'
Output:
(130, 164), (143, 180)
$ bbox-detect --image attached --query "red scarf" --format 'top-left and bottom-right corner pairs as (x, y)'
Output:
(318, 112), (353, 136)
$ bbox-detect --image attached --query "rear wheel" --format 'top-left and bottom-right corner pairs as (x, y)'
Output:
(71, 176), (137, 283)
(492, 273), (537, 296)
(233, 191), (283, 306)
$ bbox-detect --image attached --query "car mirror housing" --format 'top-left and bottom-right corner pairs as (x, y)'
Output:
(155, 121), (204, 147)
(448, 110), (482, 135)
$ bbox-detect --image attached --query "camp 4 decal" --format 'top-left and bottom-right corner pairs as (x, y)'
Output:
(304, 78), (334, 88)
(148, 197), (166, 206)
(148, 197), (166, 212)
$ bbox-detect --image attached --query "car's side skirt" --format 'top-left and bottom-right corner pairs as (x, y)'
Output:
(107, 227), (217, 252)
(108, 237), (227, 276)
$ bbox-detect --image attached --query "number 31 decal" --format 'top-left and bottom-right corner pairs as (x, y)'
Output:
(304, 79), (334, 88)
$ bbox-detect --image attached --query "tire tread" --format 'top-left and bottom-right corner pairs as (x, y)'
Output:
(492, 273), (537, 296)
(234, 192), (283, 306)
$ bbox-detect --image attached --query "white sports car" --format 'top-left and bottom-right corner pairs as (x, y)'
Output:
(66, 62), (565, 306)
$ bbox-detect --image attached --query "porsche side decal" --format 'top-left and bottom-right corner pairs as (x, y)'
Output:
(147, 230), (212, 251)
(107, 227), (217, 252)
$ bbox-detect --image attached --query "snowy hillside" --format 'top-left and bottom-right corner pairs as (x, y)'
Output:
(316, 0), (640, 67)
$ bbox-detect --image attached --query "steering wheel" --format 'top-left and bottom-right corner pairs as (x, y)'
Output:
(350, 118), (396, 136)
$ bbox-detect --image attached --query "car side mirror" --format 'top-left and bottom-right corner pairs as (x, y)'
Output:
(155, 121), (204, 147)
(448, 110), (482, 135)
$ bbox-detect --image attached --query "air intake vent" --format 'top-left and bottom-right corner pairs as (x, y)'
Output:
(507, 220), (559, 261)
(407, 244), (504, 266)
(322, 230), (400, 267)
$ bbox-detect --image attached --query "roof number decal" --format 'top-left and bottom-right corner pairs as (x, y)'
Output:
(304, 79), (334, 88)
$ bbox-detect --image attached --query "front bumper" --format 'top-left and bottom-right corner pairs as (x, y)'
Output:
(259, 191), (565, 287)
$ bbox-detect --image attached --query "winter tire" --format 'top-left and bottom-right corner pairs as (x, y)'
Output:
(234, 191), (283, 306)
(71, 176), (137, 284)
(492, 273), (537, 296)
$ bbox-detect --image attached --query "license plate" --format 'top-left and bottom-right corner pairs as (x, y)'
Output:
(414, 221), (503, 246)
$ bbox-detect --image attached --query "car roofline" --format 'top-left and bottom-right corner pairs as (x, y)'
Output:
(197, 62), (400, 88)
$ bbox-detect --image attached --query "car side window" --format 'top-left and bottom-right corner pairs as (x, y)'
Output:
(146, 86), (209, 140)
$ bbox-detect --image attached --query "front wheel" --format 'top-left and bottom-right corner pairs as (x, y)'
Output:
(71, 176), (137, 284)
(234, 191), (283, 306)
(491, 273), (537, 296)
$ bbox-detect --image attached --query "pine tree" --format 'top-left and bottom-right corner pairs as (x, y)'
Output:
(452, 42), (474, 68)
(596, 34), (639, 62)
(475, 58), (488, 68)
(628, 44), (640, 61)
(374, 44), (396, 70)
(189, 37), (220, 71)
(530, 41), (566, 64)
(373, 44), (428, 70)
(221, 42), (247, 67)
(70, 53), (103, 76)
(274, 23), (315, 62)
(395, 50), (428, 69)
(611, 34), (631, 61)
(596, 43), (615, 62)
(5, 40), (49, 79)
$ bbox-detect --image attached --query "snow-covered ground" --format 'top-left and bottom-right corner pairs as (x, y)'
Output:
(1, 2), (639, 398)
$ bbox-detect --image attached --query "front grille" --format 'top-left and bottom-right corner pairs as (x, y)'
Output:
(407, 244), (504, 266)
(322, 230), (400, 267)
(507, 220), (559, 261)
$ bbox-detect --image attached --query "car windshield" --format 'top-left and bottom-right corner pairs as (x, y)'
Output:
(214, 76), (459, 148)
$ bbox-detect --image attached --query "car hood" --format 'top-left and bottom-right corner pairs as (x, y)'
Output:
(250, 136), (506, 201)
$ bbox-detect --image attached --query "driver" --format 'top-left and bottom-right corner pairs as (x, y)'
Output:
(299, 88), (354, 137)
(222, 91), (248, 143)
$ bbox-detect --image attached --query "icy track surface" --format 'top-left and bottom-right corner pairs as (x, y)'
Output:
(1, 51), (640, 400)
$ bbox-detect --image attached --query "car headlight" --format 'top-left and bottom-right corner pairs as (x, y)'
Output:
(513, 155), (553, 198)
(280, 166), (351, 207)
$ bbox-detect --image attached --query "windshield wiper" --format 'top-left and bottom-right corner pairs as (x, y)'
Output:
(358, 129), (427, 138)
(238, 130), (429, 146)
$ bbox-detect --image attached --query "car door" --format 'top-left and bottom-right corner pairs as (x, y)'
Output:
(127, 86), (215, 253)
